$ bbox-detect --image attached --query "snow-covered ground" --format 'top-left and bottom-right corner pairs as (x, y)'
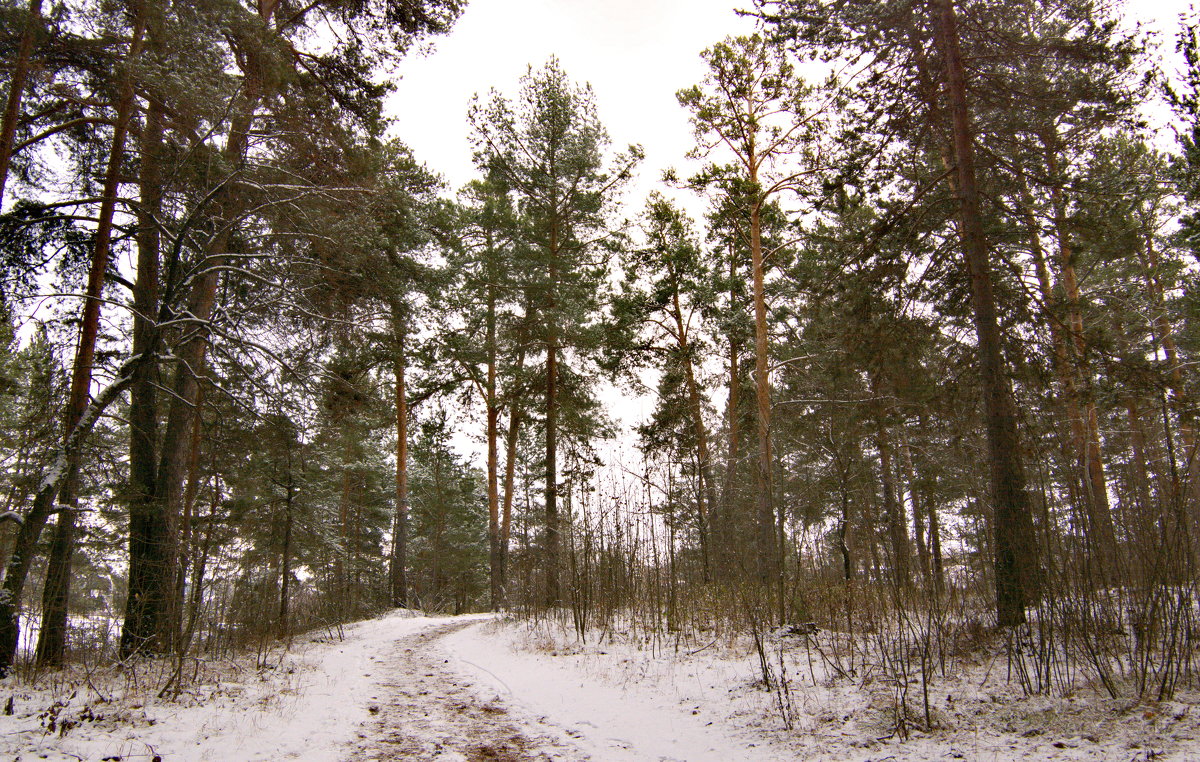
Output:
(0, 611), (451, 761)
(450, 618), (1200, 761)
(3, 610), (1200, 760)
(444, 619), (791, 760)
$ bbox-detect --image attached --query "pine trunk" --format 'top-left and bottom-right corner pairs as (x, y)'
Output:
(390, 321), (409, 608)
(0, 358), (142, 673)
(749, 190), (777, 589)
(873, 401), (910, 592)
(279, 464), (294, 636)
(37, 20), (144, 664)
(0, 0), (42, 207)
(899, 427), (931, 587)
(545, 338), (561, 606)
(1042, 140), (1119, 576)
(124, 14), (269, 653)
(1138, 232), (1200, 541)
(499, 339), (527, 589)
(720, 253), (743, 575)
(33, 469), (77, 666)
(933, 0), (1039, 626)
(484, 241), (503, 609)
(123, 89), (164, 657)
(544, 225), (561, 607)
(673, 289), (714, 583)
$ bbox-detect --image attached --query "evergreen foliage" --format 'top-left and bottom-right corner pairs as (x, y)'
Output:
(0, 0), (1198, 713)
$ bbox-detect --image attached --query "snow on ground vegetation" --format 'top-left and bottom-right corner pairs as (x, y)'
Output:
(449, 615), (1200, 761)
(0, 610), (448, 761)
(3, 610), (1200, 760)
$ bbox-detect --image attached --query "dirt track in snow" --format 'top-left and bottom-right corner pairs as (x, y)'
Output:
(346, 620), (587, 761)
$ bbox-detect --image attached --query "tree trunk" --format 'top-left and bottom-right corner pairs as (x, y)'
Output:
(0, 486), (56, 672)
(37, 19), (144, 665)
(431, 451), (446, 604)
(122, 89), (164, 658)
(932, 0), (1039, 626)
(499, 340), (527, 592)
(1137, 229), (1200, 540)
(124, 11), (270, 654)
(721, 252), (743, 576)
(545, 336), (561, 606)
(0, 0), (42, 207)
(485, 244), (503, 610)
(279, 459), (294, 636)
(673, 289), (714, 583)
(33, 470), (77, 666)
(337, 442), (353, 613)
(873, 402), (910, 592)
(839, 477), (853, 582)
(390, 320), (409, 608)
(1124, 397), (1162, 546)
(0, 356), (143, 673)
(150, 286), (216, 646)
(1019, 178), (1113, 574)
(1112, 290), (1173, 541)
(749, 190), (777, 589)
(487, 394), (502, 607)
(172, 396), (204, 653)
(928, 489), (945, 594)
(544, 223), (561, 608)
(1042, 139), (1119, 576)
(182, 484), (218, 655)
(899, 426), (931, 586)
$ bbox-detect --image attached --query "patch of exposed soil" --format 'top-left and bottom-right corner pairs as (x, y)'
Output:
(347, 621), (587, 761)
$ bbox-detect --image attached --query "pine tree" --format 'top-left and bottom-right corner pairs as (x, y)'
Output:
(755, 0), (1046, 625)
(444, 176), (532, 609)
(678, 33), (823, 596)
(119, 0), (464, 657)
(615, 194), (719, 580)
(408, 410), (487, 613)
(470, 59), (639, 606)
(0, 0), (43, 207)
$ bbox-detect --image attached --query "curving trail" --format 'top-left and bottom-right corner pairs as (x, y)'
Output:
(347, 620), (587, 761)
(3, 611), (1188, 761)
(350, 616), (784, 762)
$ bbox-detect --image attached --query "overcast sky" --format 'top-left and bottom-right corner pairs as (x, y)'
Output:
(383, 0), (1196, 446)
(385, 0), (755, 201)
(386, 0), (1193, 204)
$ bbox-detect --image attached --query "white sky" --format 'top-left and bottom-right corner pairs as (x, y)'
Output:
(384, 0), (756, 446)
(385, 0), (755, 202)
(387, 0), (1195, 199)
(382, 0), (1195, 458)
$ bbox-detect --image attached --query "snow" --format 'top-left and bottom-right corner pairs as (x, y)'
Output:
(0, 610), (451, 761)
(441, 617), (1200, 761)
(4, 610), (1200, 761)
(444, 619), (785, 761)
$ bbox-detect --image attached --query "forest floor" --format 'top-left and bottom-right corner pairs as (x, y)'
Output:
(1, 610), (1200, 760)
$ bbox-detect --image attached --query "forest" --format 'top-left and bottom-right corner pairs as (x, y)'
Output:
(2, 0), (1200, 739)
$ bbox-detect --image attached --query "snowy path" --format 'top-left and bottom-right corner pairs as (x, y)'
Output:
(8, 611), (1196, 760)
(3, 612), (777, 761)
(297, 614), (1200, 762)
(3, 612), (475, 760)
(349, 616), (784, 761)
(347, 618), (583, 761)
(439, 621), (785, 761)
